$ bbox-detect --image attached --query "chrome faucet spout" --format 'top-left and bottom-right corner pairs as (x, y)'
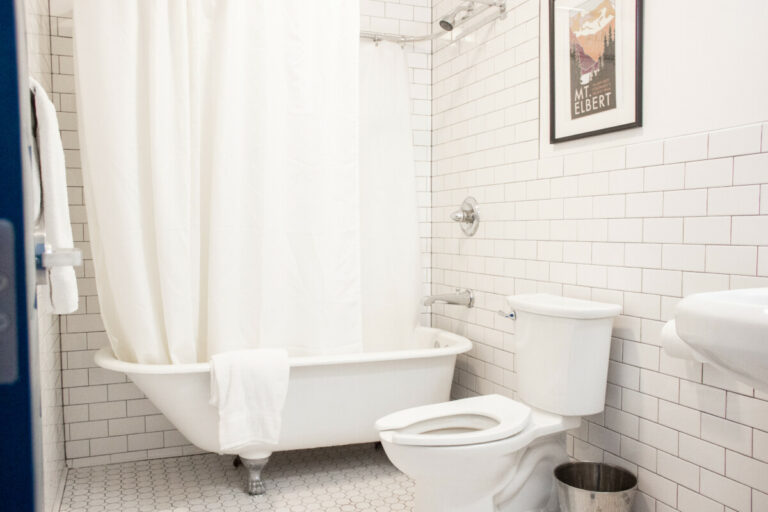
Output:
(424, 289), (474, 308)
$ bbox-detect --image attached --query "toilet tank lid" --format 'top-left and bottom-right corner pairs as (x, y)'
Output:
(507, 294), (622, 320)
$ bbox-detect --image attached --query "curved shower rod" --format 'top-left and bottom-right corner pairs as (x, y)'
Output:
(360, 1), (507, 46)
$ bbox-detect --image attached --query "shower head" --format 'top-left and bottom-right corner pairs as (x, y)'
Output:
(439, 16), (456, 31)
(439, 2), (473, 32)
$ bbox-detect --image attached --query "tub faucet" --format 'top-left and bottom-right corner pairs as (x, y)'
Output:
(424, 288), (474, 308)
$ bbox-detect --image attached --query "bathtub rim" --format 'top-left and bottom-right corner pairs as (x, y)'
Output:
(94, 326), (472, 375)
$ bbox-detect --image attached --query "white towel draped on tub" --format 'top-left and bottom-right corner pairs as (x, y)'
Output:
(30, 77), (79, 314)
(209, 350), (290, 450)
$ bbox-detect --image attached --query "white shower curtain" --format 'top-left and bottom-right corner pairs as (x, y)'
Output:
(73, 2), (420, 364)
(359, 41), (422, 352)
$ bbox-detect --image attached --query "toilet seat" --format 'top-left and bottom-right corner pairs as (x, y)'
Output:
(375, 394), (531, 447)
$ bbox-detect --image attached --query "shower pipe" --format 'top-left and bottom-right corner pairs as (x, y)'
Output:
(360, 0), (507, 46)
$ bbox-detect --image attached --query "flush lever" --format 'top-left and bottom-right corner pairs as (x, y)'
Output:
(497, 310), (515, 320)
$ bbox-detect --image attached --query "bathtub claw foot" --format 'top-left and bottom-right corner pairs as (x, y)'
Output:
(233, 455), (241, 468)
(247, 478), (265, 496)
(240, 456), (269, 496)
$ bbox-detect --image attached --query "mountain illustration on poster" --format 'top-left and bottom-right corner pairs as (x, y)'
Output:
(568, 0), (617, 119)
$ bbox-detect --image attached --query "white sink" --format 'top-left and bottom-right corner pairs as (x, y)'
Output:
(662, 288), (768, 391)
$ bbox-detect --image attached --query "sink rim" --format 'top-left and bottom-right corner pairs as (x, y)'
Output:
(672, 288), (768, 392)
(676, 288), (768, 331)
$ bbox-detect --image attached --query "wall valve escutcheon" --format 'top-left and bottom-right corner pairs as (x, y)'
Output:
(450, 196), (479, 236)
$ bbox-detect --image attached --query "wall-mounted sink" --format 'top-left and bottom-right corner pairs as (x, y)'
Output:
(661, 288), (768, 392)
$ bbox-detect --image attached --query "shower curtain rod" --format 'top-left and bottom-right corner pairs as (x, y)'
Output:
(360, 1), (507, 46)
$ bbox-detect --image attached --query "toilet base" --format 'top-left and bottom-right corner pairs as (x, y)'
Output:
(495, 447), (562, 512)
(416, 484), (495, 512)
(413, 478), (557, 512)
(394, 435), (568, 512)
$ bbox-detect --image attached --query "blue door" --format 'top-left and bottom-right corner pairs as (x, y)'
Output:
(0, 1), (43, 510)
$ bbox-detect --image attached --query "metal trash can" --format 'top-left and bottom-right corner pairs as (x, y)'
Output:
(554, 462), (637, 512)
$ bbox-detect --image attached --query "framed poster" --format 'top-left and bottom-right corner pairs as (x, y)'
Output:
(549, 0), (643, 143)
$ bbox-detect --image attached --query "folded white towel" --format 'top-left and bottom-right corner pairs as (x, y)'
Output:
(30, 77), (79, 314)
(209, 349), (290, 452)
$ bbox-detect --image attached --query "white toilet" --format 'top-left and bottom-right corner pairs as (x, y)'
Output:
(376, 294), (622, 512)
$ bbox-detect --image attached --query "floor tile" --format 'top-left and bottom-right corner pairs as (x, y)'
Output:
(59, 443), (414, 512)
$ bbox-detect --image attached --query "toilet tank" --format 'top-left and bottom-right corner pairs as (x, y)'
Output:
(507, 294), (622, 417)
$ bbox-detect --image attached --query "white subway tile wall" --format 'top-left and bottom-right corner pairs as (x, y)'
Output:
(25, 0), (66, 509)
(36, 289), (65, 512)
(431, 2), (768, 511)
(54, 0), (432, 468)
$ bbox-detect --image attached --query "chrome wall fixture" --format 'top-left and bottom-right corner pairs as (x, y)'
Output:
(439, 1), (477, 31)
(450, 196), (480, 236)
(424, 288), (474, 308)
(34, 233), (82, 285)
(360, 1), (507, 46)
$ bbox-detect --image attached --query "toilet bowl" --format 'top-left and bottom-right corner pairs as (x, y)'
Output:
(376, 294), (622, 512)
(377, 394), (580, 512)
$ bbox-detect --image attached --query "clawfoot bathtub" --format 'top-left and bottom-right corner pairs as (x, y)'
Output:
(95, 327), (471, 494)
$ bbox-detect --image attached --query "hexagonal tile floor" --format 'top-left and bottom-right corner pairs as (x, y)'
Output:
(59, 443), (414, 512)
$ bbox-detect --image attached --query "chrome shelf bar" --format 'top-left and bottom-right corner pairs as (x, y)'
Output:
(360, 1), (506, 45)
